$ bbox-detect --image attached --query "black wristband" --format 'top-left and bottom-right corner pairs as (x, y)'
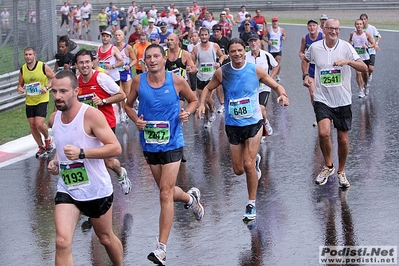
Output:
(302, 73), (309, 80)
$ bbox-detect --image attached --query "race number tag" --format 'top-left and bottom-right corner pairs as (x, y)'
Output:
(320, 69), (342, 87)
(199, 62), (213, 73)
(98, 61), (106, 69)
(78, 93), (97, 108)
(182, 39), (190, 46)
(245, 46), (250, 52)
(270, 39), (278, 46)
(60, 161), (90, 190)
(144, 121), (170, 144)
(257, 24), (263, 32)
(112, 20), (118, 25)
(228, 97), (253, 119)
(25, 82), (41, 95)
(355, 47), (366, 55)
(171, 68), (181, 76)
(57, 67), (64, 73)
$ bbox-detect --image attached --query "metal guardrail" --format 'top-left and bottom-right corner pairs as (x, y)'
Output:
(0, 60), (56, 113)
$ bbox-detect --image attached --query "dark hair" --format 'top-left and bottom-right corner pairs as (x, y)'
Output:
(58, 35), (70, 47)
(360, 13), (368, 19)
(54, 70), (78, 89)
(74, 49), (94, 63)
(227, 37), (245, 52)
(199, 27), (209, 34)
(144, 44), (166, 58)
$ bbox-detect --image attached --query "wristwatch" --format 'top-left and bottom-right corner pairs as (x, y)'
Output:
(302, 73), (309, 80)
(102, 98), (107, 105)
(79, 148), (85, 159)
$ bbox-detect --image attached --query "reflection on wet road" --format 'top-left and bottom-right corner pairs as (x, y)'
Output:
(0, 25), (398, 265)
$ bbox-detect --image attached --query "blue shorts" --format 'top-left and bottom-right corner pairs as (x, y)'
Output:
(120, 70), (132, 82)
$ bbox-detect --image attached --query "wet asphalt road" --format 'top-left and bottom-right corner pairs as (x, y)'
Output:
(0, 24), (398, 265)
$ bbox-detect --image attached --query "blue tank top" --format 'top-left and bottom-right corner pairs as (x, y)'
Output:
(306, 32), (323, 78)
(221, 62), (262, 126)
(138, 72), (184, 152)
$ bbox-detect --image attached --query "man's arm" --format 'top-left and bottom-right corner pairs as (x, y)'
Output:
(182, 50), (197, 74)
(196, 68), (222, 119)
(111, 47), (124, 68)
(173, 75), (198, 122)
(17, 71), (25, 94)
(214, 43), (228, 65)
(125, 75), (145, 129)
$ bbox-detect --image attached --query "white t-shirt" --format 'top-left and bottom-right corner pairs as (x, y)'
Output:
(305, 39), (360, 107)
(246, 50), (278, 92)
(60, 6), (69, 16)
(364, 24), (380, 55)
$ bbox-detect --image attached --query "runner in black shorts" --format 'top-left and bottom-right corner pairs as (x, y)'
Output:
(55, 192), (113, 218)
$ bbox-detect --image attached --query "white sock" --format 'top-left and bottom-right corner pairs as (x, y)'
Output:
(159, 242), (166, 252)
(187, 195), (193, 206)
(247, 200), (256, 207)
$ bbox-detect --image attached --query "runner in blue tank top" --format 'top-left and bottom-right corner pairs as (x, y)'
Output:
(125, 44), (204, 266)
(197, 38), (289, 223)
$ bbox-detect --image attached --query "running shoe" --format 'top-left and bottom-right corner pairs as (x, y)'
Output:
(120, 112), (126, 123)
(364, 85), (369, 96)
(315, 165), (335, 185)
(216, 105), (224, 113)
(184, 187), (204, 220)
(358, 88), (365, 98)
(261, 136), (267, 143)
(209, 111), (216, 122)
(35, 146), (46, 158)
(44, 138), (54, 153)
(265, 119), (273, 136)
(275, 75), (281, 82)
(118, 167), (131, 195)
(243, 204), (256, 221)
(147, 244), (166, 265)
(204, 120), (212, 128)
(337, 172), (350, 188)
(255, 154), (261, 180)
(368, 73), (373, 83)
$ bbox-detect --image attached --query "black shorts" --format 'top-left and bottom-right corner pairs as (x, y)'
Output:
(271, 51), (282, 58)
(188, 73), (197, 91)
(83, 17), (90, 21)
(120, 24), (127, 29)
(363, 59), (371, 67)
(136, 69), (143, 75)
(143, 147), (183, 165)
(225, 119), (263, 145)
(99, 25), (107, 33)
(196, 78), (210, 90)
(369, 54), (376, 66)
(313, 101), (352, 131)
(54, 192), (113, 218)
(259, 91), (270, 107)
(26, 102), (48, 118)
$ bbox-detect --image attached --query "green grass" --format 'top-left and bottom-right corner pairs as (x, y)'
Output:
(0, 99), (55, 145)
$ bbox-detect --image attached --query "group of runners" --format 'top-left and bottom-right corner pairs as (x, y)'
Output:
(16, 1), (382, 264)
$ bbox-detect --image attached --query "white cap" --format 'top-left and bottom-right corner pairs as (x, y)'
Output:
(120, 7), (125, 11)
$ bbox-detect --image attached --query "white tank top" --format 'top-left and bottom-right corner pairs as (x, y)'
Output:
(352, 31), (370, 61)
(53, 104), (113, 201)
(197, 42), (217, 81)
